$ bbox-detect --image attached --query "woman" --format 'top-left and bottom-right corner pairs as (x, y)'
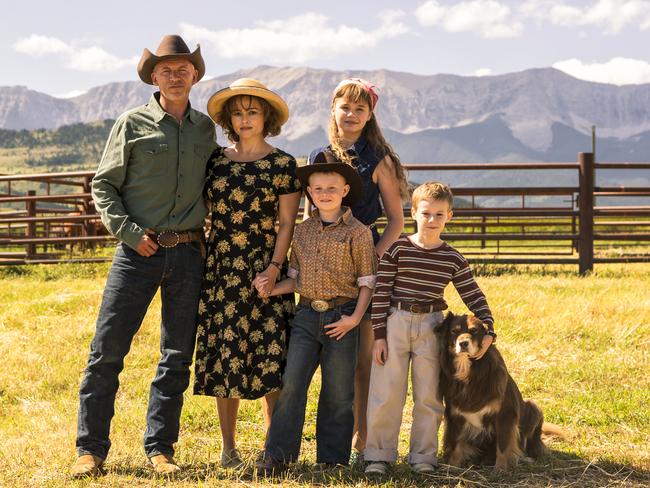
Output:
(193, 78), (301, 468)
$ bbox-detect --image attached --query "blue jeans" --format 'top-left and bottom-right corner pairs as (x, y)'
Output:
(76, 241), (204, 459)
(265, 300), (359, 464)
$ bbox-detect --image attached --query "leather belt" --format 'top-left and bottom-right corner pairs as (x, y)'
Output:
(299, 296), (353, 312)
(390, 300), (447, 314)
(154, 230), (204, 248)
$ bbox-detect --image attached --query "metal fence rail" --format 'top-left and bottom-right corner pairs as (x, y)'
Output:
(1, 153), (649, 273)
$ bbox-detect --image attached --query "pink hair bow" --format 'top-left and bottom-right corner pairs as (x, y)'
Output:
(334, 78), (379, 110)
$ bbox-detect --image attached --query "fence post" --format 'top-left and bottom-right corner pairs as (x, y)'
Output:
(578, 152), (594, 274)
(26, 190), (36, 259)
(82, 175), (96, 251)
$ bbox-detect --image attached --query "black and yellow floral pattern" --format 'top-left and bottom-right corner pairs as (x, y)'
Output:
(193, 147), (301, 399)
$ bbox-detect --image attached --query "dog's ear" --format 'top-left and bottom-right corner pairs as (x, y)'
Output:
(469, 314), (488, 332)
(435, 311), (454, 334)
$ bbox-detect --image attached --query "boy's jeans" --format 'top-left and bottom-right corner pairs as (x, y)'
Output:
(76, 242), (204, 460)
(365, 308), (444, 465)
(265, 300), (359, 464)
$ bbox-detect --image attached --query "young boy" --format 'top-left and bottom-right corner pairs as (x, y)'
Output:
(254, 152), (377, 471)
(364, 181), (496, 476)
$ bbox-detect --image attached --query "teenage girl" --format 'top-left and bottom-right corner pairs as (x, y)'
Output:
(307, 78), (409, 462)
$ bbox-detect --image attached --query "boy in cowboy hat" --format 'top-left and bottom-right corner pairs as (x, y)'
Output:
(252, 153), (377, 472)
(72, 34), (216, 478)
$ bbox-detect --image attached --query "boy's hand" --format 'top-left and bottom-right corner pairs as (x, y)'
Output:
(373, 339), (388, 365)
(471, 334), (493, 360)
(324, 315), (358, 340)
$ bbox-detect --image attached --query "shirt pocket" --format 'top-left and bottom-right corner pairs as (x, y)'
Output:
(132, 142), (169, 177)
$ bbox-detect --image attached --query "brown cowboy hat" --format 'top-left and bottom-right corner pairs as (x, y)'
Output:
(207, 78), (289, 126)
(297, 151), (362, 207)
(137, 34), (205, 85)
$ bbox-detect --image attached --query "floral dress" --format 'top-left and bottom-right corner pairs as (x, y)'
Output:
(193, 147), (301, 399)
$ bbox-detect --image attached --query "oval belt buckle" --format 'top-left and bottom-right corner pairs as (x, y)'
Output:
(157, 231), (180, 248)
(310, 299), (329, 312)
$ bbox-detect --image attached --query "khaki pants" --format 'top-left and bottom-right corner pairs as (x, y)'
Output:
(364, 308), (444, 465)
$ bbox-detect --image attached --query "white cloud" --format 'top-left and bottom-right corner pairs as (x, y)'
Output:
(13, 34), (72, 55)
(474, 68), (493, 76)
(13, 34), (136, 72)
(67, 47), (138, 72)
(553, 57), (650, 85)
(180, 11), (409, 63)
(521, 0), (650, 34)
(55, 89), (87, 99)
(414, 0), (523, 38)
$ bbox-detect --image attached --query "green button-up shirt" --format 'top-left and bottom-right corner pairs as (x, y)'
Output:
(92, 92), (217, 249)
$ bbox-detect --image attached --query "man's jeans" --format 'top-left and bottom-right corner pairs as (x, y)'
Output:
(265, 301), (359, 464)
(76, 241), (204, 459)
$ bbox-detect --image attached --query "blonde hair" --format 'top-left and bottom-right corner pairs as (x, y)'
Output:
(411, 181), (454, 210)
(328, 82), (409, 200)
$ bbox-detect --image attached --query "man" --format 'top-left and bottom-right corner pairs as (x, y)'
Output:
(72, 35), (216, 478)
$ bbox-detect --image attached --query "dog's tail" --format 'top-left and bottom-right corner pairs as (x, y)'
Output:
(541, 422), (567, 438)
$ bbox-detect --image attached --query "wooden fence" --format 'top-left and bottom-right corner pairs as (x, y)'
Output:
(1, 153), (649, 274)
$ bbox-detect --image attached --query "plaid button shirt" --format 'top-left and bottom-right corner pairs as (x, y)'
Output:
(288, 207), (377, 300)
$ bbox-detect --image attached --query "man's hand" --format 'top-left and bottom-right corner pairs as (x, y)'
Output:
(135, 230), (158, 257)
(324, 315), (358, 340)
(471, 334), (493, 360)
(373, 339), (388, 365)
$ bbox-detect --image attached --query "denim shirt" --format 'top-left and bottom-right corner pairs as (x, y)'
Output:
(308, 132), (385, 243)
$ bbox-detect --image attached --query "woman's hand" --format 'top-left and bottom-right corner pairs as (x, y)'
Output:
(252, 274), (269, 296)
(255, 265), (280, 297)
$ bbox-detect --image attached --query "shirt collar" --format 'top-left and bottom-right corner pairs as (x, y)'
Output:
(148, 92), (196, 124)
(312, 206), (353, 227)
(348, 131), (368, 156)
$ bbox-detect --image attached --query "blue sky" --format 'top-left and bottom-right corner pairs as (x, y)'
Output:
(2, 0), (650, 97)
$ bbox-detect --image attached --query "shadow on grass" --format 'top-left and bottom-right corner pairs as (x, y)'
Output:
(94, 450), (649, 487)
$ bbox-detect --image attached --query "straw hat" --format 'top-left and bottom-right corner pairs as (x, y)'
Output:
(296, 151), (362, 207)
(137, 34), (205, 85)
(207, 78), (289, 125)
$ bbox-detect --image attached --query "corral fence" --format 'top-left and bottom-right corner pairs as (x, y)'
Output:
(0, 153), (649, 274)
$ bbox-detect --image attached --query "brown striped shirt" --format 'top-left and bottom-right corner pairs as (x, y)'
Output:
(371, 237), (494, 339)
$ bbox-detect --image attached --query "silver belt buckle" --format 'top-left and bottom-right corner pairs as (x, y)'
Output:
(310, 299), (329, 312)
(157, 231), (180, 248)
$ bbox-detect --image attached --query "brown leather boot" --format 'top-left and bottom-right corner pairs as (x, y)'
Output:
(71, 454), (104, 478)
(149, 453), (180, 476)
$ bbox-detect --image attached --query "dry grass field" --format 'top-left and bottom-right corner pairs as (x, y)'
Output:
(0, 262), (648, 487)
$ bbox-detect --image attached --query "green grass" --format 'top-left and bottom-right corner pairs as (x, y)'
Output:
(0, 264), (649, 487)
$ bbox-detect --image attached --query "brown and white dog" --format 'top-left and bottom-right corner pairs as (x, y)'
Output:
(435, 312), (560, 471)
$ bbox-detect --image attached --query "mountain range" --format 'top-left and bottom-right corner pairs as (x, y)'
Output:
(1, 65), (649, 186)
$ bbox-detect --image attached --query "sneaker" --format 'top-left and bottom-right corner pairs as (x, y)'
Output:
(410, 462), (437, 474)
(220, 448), (243, 469)
(365, 461), (389, 476)
(349, 450), (364, 469)
(254, 452), (286, 476)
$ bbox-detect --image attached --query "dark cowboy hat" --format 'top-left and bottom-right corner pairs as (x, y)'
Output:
(296, 151), (362, 207)
(137, 34), (205, 85)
